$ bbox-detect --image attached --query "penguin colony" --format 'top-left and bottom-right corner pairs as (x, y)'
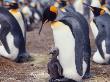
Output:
(0, 0), (110, 82)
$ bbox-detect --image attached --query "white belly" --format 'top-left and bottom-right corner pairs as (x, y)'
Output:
(0, 32), (18, 60)
(51, 22), (82, 81)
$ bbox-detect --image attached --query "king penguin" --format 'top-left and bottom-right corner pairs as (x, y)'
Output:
(84, 3), (110, 64)
(57, 1), (91, 79)
(0, 6), (29, 62)
(9, 1), (26, 41)
(39, 5), (91, 82)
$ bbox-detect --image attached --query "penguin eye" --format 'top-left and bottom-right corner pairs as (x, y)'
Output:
(100, 10), (105, 15)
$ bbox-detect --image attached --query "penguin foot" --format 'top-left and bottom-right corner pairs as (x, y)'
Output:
(83, 73), (91, 79)
(15, 52), (31, 63)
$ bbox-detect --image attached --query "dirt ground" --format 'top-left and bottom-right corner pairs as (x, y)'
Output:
(0, 24), (110, 82)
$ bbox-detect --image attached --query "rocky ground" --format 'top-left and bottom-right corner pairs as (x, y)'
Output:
(0, 24), (110, 82)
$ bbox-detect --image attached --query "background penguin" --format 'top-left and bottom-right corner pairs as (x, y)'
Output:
(39, 5), (91, 82)
(0, 6), (29, 63)
(84, 3), (110, 64)
(74, 0), (92, 21)
(48, 47), (63, 82)
(21, 2), (33, 31)
(9, 1), (26, 41)
(30, 2), (41, 24)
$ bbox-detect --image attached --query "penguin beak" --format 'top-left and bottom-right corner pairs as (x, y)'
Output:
(39, 20), (49, 35)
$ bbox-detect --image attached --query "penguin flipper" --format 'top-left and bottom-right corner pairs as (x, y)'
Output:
(74, 27), (84, 76)
(0, 21), (11, 54)
(95, 32), (105, 59)
(94, 20), (106, 59)
(0, 37), (10, 54)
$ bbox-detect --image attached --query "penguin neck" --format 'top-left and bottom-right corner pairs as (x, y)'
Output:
(9, 9), (18, 14)
(51, 21), (62, 29)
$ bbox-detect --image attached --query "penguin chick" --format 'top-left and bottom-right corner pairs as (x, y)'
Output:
(48, 47), (63, 82)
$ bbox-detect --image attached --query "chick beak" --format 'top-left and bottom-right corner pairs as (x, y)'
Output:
(39, 20), (48, 35)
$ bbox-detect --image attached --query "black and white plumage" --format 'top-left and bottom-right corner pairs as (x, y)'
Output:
(40, 5), (91, 82)
(93, 13), (110, 64)
(0, 7), (29, 62)
(57, 3), (91, 79)
(84, 3), (110, 64)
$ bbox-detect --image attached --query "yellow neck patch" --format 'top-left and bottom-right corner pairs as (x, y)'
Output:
(9, 9), (18, 14)
(51, 21), (63, 28)
(50, 6), (58, 14)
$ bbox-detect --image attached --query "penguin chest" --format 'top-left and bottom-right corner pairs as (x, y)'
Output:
(9, 10), (25, 38)
(51, 22), (82, 81)
(90, 21), (98, 38)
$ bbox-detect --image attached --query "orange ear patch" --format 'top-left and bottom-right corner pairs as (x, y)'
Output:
(50, 6), (58, 14)
(100, 9), (105, 15)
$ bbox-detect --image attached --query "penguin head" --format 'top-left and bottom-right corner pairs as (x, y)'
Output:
(49, 48), (59, 58)
(39, 6), (58, 34)
(9, 2), (19, 9)
(83, 3), (105, 17)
